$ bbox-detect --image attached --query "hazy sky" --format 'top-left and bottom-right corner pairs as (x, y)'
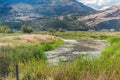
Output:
(77, 0), (120, 10)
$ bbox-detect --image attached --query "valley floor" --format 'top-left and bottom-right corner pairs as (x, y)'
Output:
(1, 32), (120, 80)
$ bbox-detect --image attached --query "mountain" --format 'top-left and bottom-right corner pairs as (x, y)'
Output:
(78, 5), (120, 30)
(0, 0), (96, 21)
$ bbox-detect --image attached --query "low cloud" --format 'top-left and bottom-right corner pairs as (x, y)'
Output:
(77, 0), (120, 10)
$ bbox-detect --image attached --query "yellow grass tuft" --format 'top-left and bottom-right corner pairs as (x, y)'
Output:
(0, 34), (57, 47)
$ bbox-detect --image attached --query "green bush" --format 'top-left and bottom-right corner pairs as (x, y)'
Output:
(0, 26), (13, 33)
(47, 28), (56, 35)
(21, 26), (33, 33)
(9, 46), (47, 63)
(58, 28), (65, 32)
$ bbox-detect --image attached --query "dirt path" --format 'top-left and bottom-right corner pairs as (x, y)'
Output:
(45, 38), (109, 66)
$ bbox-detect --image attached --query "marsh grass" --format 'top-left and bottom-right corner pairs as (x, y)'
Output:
(0, 34), (64, 80)
(1, 32), (120, 80)
(48, 32), (120, 80)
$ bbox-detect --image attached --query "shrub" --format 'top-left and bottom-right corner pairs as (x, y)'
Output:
(9, 46), (47, 63)
(0, 26), (13, 33)
(21, 26), (33, 33)
(47, 28), (56, 35)
(58, 28), (65, 32)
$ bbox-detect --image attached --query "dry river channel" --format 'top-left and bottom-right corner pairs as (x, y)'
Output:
(45, 38), (109, 66)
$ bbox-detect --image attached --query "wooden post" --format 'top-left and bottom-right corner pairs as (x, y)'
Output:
(15, 64), (19, 80)
(0, 78), (2, 80)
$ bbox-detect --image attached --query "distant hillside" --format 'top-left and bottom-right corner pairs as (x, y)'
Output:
(78, 5), (120, 30)
(0, 0), (96, 21)
(0, 1), (12, 16)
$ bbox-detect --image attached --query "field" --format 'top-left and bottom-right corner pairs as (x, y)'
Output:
(0, 32), (120, 80)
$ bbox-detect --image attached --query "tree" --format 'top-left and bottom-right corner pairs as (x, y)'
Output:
(21, 26), (33, 33)
(47, 28), (56, 35)
(58, 28), (65, 32)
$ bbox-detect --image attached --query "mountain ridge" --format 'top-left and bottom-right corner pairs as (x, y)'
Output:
(0, 0), (96, 21)
(78, 5), (120, 30)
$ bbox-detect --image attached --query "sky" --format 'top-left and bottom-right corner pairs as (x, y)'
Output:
(77, 0), (120, 10)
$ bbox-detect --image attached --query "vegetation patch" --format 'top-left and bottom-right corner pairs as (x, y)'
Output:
(47, 32), (120, 80)
(1, 32), (120, 80)
(0, 34), (64, 80)
(0, 26), (13, 33)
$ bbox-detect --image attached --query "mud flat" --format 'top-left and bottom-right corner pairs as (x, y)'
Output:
(46, 38), (109, 66)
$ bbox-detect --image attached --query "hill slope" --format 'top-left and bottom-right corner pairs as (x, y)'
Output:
(78, 5), (120, 30)
(0, 0), (96, 21)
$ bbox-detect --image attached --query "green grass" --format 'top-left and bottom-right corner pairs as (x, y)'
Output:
(0, 36), (64, 80)
(1, 32), (120, 80)
(47, 32), (120, 80)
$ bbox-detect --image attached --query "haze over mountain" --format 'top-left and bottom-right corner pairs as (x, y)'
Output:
(0, 0), (96, 21)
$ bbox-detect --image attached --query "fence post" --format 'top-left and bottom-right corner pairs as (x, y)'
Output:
(15, 64), (19, 80)
(0, 78), (2, 80)
(0, 71), (2, 80)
